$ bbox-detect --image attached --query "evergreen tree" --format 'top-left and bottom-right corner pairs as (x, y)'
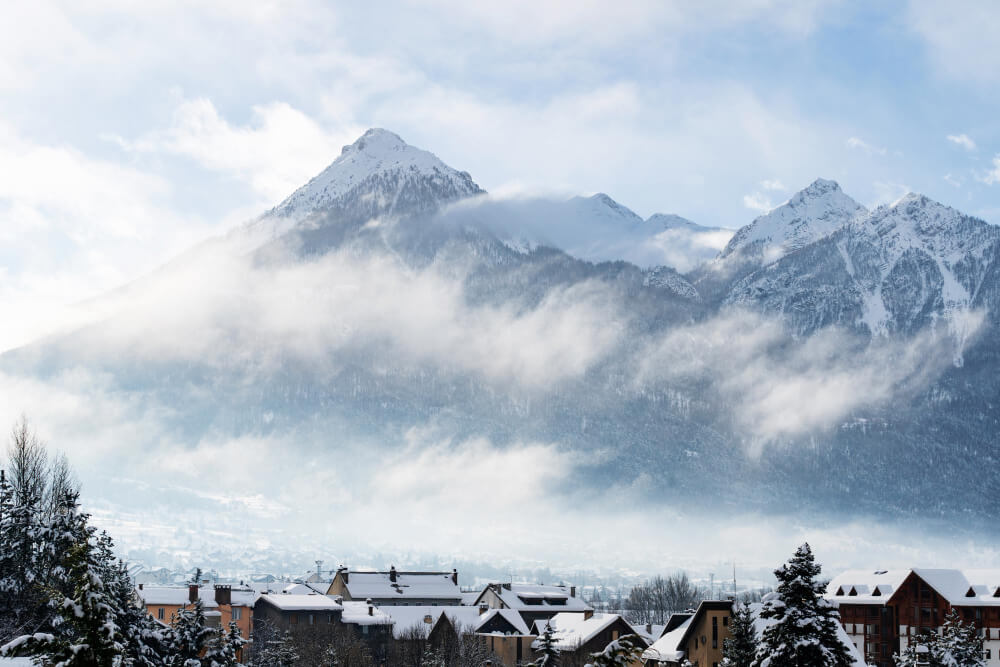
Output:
(166, 599), (216, 666)
(204, 620), (246, 667)
(584, 634), (645, 666)
(253, 631), (299, 667)
(896, 610), (984, 667)
(722, 603), (758, 667)
(752, 543), (853, 667)
(528, 620), (560, 666)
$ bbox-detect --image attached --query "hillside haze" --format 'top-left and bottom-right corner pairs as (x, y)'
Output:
(3, 129), (999, 572)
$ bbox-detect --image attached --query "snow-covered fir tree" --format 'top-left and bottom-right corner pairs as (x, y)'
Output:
(584, 634), (645, 666)
(528, 620), (561, 666)
(252, 630), (300, 667)
(722, 602), (758, 667)
(165, 598), (217, 666)
(896, 609), (985, 667)
(752, 543), (853, 667)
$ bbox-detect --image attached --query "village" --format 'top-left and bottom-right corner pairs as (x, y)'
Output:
(129, 560), (1000, 667)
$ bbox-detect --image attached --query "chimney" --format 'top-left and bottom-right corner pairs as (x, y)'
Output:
(570, 586), (576, 598)
(646, 623), (652, 634)
(478, 602), (489, 615)
(451, 568), (458, 586)
(389, 565), (397, 583)
(188, 584), (199, 604)
(337, 566), (348, 584)
(502, 582), (512, 591)
(367, 598), (374, 616)
(584, 609), (594, 620)
(214, 584), (232, 606)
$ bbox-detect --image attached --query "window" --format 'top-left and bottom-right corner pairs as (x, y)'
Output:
(712, 617), (718, 648)
(985, 649), (991, 659)
(309, 614), (315, 625)
(866, 624), (879, 636)
(723, 616), (728, 626)
(290, 614), (298, 625)
(362, 625), (369, 635)
(232, 607), (242, 621)
(157, 608), (164, 620)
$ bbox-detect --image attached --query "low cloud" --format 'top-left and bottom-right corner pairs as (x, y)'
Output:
(634, 309), (971, 451)
(980, 155), (1000, 186)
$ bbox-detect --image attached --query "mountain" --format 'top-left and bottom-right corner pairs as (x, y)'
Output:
(233, 128), (485, 249)
(719, 178), (867, 263)
(3, 131), (1000, 565)
(724, 191), (1000, 352)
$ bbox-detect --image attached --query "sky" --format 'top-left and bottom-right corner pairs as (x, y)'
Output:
(3, 0), (1000, 352)
(0, 0), (997, 348)
(3, 1), (1000, 575)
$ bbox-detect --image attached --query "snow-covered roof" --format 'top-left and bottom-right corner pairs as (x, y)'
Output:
(825, 569), (911, 605)
(531, 612), (639, 651)
(461, 591), (482, 605)
(641, 616), (692, 662)
(483, 583), (591, 612)
(478, 608), (532, 636)
(341, 571), (462, 600)
(137, 585), (259, 608)
(825, 569), (1000, 607)
(257, 593), (343, 612)
(340, 600), (393, 626)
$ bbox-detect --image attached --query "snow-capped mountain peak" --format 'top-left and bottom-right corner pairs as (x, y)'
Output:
(719, 178), (867, 264)
(268, 128), (484, 221)
(570, 193), (644, 226)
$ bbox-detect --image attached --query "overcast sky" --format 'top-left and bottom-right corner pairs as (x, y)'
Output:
(3, 0), (1000, 351)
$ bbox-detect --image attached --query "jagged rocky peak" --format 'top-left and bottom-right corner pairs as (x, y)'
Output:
(719, 177), (867, 263)
(268, 127), (484, 222)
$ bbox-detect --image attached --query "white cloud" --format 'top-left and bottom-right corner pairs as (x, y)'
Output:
(980, 155), (1000, 185)
(846, 136), (887, 156)
(743, 192), (774, 213)
(944, 173), (961, 188)
(634, 309), (967, 451)
(761, 179), (787, 191)
(946, 133), (977, 151)
(118, 98), (359, 205)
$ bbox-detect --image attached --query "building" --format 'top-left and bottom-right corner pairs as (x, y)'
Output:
(136, 583), (256, 639)
(326, 566), (463, 606)
(253, 593), (344, 632)
(475, 582), (592, 627)
(380, 604), (535, 667)
(642, 613), (694, 665)
(826, 568), (1000, 667)
(533, 611), (647, 665)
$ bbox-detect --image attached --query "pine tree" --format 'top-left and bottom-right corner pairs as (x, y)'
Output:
(528, 620), (560, 666)
(584, 634), (645, 666)
(204, 620), (246, 667)
(896, 610), (984, 667)
(752, 543), (853, 667)
(722, 603), (758, 667)
(166, 599), (217, 666)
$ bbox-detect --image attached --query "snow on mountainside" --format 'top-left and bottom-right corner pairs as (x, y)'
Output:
(719, 178), (867, 263)
(234, 128), (484, 248)
(271, 128), (483, 221)
(725, 190), (1000, 361)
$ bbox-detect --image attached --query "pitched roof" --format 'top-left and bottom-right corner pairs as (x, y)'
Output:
(480, 583), (591, 612)
(257, 593), (343, 611)
(341, 571), (461, 600)
(340, 600), (394, 626)
(825, 569), (1000, 607)
(642, 616), (692, 662)
(531, 612), (643, 651)
(136, 585), (260, 608)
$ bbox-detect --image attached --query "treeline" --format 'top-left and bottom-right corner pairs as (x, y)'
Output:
(590, 572), (771, 626)
(0, 418), (244, 665)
